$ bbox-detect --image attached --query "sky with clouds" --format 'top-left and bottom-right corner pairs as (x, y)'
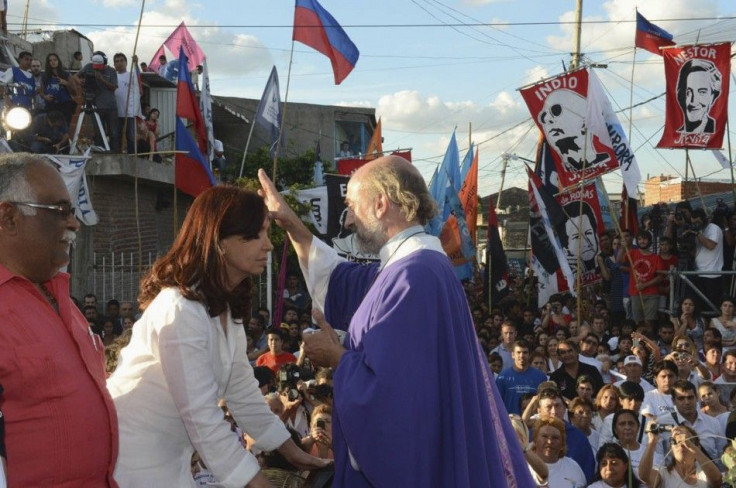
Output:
(19, 0), (736, 198)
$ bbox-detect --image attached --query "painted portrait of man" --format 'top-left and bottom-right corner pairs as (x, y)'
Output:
(676, 58), (722, 134)
(559, 201), (599, 277)
(537, 89), (610, 173)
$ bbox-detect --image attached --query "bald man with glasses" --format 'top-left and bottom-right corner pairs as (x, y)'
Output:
(0, 154), (118, 487)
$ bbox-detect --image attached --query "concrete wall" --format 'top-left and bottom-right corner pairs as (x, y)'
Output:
(32, 30), (93, 68)
(644, 176), (732, 205)
(69, 154), (193, 301)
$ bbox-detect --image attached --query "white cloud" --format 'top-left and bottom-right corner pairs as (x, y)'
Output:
(375, 89), (527, 135)
(83, 8), (272, 79)
(100, 0), (138, 7)
(522, 65), (550, 86)
(25, 0), (60, 30)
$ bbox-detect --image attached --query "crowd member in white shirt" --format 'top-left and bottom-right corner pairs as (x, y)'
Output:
(640, 360), (678, 420)
(599, 382), (647, 447)
(639, 425), (722, 488)
(529, 417), (586, 488)
(615, 355), (655, 393)
(650, 380), (726, 467)
(107, 186), (328, 488)
(611, 409), (661, 486)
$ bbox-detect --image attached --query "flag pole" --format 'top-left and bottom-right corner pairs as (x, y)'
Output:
(238, 117), (258, 179)
(272, 40), (296, 181)
(628, 8), (637, 142)
(728, 117), (736, 210)
(130, 0), (146, 273)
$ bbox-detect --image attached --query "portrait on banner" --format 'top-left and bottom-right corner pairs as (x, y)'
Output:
(556, 183), (604, 287)
(657, 43), (731, 149)
(520, 68), (619, 191)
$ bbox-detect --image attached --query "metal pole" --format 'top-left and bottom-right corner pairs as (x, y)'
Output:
(496, 154), (509, 211)
(570, 0), (584, 70)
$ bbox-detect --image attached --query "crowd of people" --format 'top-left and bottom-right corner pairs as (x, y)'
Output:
(471, 197), (736, 487)
(0, 50), (167, 160)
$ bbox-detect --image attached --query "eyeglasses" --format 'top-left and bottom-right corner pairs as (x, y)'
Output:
(11, 201), (76, 219)
(584, 339), (599, 345)
(557, 348), (574, 354)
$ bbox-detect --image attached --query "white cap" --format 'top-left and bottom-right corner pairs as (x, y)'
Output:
(623, 355), (642, 367)
(213, 139), (224, 152)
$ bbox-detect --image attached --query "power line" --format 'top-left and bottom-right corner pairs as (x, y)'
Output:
(15, 16), (736, 29)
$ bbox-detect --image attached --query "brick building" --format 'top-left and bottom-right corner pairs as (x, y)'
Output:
(644, 174), (732, 206)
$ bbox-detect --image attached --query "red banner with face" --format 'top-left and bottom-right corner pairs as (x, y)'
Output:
(657, 43), (731, 149)
(520, 68), (619, 191)
(556, 183), (604, 287)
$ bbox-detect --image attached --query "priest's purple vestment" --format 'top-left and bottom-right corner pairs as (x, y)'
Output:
(309, 231), (533, 488)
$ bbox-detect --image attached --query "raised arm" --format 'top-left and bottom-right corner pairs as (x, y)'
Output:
(258, 169), (314, 267)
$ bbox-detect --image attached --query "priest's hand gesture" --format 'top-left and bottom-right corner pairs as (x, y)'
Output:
(303, 309), (345, 369)
(258, 168), (314, 263)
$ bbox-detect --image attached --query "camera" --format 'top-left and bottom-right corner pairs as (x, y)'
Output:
(648, 423), (673, 434)
(278, 364), (303, 401)
(308, 383), (333, 402)
(82, 72), (98, 103)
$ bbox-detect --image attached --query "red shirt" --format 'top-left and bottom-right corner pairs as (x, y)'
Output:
(255, 351), (297, 374)
(626, 250), (664, 296)
(0, 265), (118, 487)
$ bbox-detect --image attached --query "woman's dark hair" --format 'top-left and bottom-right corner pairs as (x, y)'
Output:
(611, 409), (639, 440)
(138, 186), (267, 320)
(44, 52), (68, 81)
(594, 443), (641, 488)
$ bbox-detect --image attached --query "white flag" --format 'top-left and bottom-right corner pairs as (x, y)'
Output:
(712, 150), (731, 169)
(199, 59), (216, 162)
(46, 150), (98, 226)
(588, 70), (641, 196)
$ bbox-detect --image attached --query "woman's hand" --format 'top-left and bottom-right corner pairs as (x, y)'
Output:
(311, 427), (332, 447)
(278, 439), (333, 470)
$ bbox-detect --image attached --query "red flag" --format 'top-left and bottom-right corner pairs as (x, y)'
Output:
(657, 43), (731, 149)
(293, 0), (359, 84)
(176, 47), (207, 154)
(635, 11), (675, 56)
(519, 68), (619, 191)
(175, 119), (215, 197)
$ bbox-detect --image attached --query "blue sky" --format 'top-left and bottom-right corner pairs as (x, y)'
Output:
(23, 0), (736, 198)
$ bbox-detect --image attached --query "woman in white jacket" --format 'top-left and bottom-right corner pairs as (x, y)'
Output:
(107, 186), (328, 488)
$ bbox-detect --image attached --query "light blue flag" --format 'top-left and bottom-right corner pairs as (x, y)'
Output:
(426, 131), (459, 235)
(459, 143), (474, 190)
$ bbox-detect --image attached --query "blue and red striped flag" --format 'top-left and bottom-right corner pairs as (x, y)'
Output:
(635, 11), (675, 56)
(176, 47), (207, 154)
(175, 118), (214, 197)
(293, 0), (359, 84)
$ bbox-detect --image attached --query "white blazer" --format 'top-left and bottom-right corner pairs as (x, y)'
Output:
(107, 288), (290, 488)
